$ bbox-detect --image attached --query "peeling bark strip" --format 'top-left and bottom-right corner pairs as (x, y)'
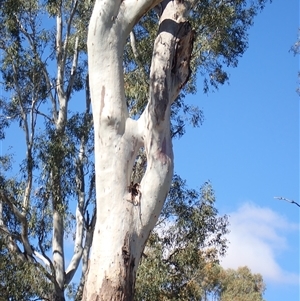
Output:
(151, 19), (194, 123)
(172, 21), (194, 89)
(97, 279), (123, 301)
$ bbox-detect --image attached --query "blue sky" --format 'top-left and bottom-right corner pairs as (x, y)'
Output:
(0, 1), (298, 300)
(174, 0), (299, 300)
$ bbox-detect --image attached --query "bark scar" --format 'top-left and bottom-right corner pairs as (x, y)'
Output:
(172, 21), (194, 89)
(121, 232), (135, 299)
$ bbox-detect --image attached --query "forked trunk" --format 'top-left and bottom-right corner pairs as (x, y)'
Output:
(83, 1), (194, 300)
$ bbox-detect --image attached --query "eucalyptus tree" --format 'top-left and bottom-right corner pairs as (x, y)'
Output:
(0, 244), (52, 301)
(218, 267), (266, 301)
(0, 1), (95, 300)
(0, 0), (270, 300)
(135, 178), (230, 301)
(83, 0), (269, 300)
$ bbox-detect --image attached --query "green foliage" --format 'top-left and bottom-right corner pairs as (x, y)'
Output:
(0, 0), (95, 298)
(135, 178), (266, 301)
(0, 243), (52, 300)
(219, 266), (266, 301)
(135, 177), (229, 300)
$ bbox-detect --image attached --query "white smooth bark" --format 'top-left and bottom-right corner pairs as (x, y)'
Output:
(52, 2), (81, 295)
(84, 1), (194, 300)
(66, 129), (89, 284)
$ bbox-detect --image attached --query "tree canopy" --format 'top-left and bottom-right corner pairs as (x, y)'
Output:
(134, 179), (266, 301)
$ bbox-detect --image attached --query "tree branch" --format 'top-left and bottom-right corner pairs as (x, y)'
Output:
(87, 1), (161, 134)
(130, 31), (149, 82)
(38, 232), (56, 283)
(90, 0), (124, 25)
(66, 36), (79, 100)
(65, 206), (83, 283)
(122, 0), (162, 29)
(64, 0), (79, 102)
(65, 139), (87, 284)
(56, 3), (64, 102)
(0, 200), (25, 261)
(0, 190), (33, 256)
(274, 196), (300, 208)
(136, 2), (194, 230)
(66, 74), (93, 285)
(75, 209), (96, 300)
(62, 0), (78, 71)
(87, 1), (128, 134)
(33, 250), (51, 267)
(10, 61), (36, 257)
(15, 15), (58, 122)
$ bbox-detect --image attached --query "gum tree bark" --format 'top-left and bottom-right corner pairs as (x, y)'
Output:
(83, 0), (194, 300)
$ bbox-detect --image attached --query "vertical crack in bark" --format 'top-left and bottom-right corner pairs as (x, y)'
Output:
(122, 232), (135, 301)
(93, 232), (137, 301)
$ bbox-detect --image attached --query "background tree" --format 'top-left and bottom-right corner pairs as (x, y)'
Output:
(0, 1), (95, 300)
(0, 0), (269, 300)
(218, 266), (266, 301)
(135, 178), (229, 301)
(134, 179), (266, 301)
(0, 244), (52, 300)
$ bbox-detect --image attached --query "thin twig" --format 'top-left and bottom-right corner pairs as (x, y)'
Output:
(274, 196), (300, 208)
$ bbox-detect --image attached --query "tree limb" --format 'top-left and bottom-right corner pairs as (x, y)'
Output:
(56, 3), (64, 102)
(66, 36), (79, 100)
(122, 0), (162, 30)
(274, 196), (300, 208)
(15, 15), (58, 122)
(0, 191), (33, 256)
(75, 209), (96, 300)
(33, 250), (51, 267)
(137, 1), (194, 230)
(129, 31), (149, 83)
(0, 200), (25, 260)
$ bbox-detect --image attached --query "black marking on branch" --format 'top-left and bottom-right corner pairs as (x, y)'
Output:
(274, 196), (300, 208)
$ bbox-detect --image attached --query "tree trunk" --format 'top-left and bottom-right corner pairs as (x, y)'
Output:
(48, 288), (65, 301)
(83, 1), (194, 300)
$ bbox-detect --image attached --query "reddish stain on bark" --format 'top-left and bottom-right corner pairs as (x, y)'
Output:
(100, 86), (105, 116)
